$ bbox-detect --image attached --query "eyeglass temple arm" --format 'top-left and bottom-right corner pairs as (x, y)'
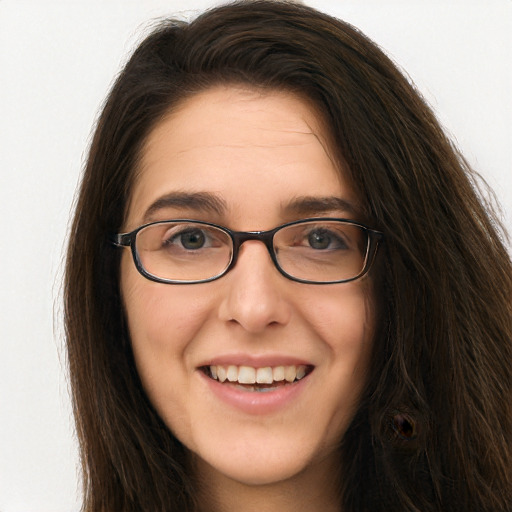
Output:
(109, 233), (132, 247)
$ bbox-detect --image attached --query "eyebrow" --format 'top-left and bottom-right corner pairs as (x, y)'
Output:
(142, 191), (358, 224)
(283, 196), (358, 217)
(143, 191), (227, 222)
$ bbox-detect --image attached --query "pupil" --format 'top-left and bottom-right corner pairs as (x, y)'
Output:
(308, 231), (330, 249)
(181, 230), (205, 249)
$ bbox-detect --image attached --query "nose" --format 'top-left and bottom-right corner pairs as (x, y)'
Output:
(218, 240), (292, 333)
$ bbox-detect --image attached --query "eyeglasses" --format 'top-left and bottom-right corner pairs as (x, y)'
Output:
(111, 218), (383, 285)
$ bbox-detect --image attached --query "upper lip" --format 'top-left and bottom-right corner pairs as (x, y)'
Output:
(197, 353), (314, 368)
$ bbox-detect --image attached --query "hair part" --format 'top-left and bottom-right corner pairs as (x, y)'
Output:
(65, 1), (512, 510)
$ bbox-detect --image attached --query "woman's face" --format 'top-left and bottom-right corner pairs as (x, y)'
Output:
(121, 86), (375, 487)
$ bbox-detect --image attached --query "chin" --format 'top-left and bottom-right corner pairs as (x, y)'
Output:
(188, 427), (336, 488)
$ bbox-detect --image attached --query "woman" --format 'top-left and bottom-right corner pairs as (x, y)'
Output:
(64, 1), (512, 510)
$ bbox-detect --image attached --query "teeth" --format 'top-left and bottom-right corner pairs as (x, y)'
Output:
(227, 365), (238, 382)
(256, 367), (273, 384)
(284, 366), (296, 382)
(296, 365), (306, 380)
(217, 366), (227, 383)
(208, 364), (309, 385)
(238, 366), (256, 384)
(273, 366), (285, 381)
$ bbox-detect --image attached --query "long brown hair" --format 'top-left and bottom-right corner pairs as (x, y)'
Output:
(64, 1), (512, 510)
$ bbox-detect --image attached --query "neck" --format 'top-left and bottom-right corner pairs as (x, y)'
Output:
(194, 454), (342, 512)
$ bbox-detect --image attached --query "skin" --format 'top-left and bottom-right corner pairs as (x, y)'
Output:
(120, 85), (375, 512)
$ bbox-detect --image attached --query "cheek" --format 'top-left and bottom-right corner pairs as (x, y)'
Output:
(303, 281), (375, 413)
(304, 279), (375, 352)
(119, 256), (212, 402)
(121, 256), (209, 346)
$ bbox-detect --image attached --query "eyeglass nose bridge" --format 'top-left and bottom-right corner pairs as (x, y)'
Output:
(225, 228), (280, 274)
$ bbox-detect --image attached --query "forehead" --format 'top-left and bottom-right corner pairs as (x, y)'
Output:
(142, 85), (333, 163)
(126, 85), (355, 228)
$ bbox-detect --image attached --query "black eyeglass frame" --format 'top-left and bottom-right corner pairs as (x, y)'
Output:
(110, 218), (384, 285)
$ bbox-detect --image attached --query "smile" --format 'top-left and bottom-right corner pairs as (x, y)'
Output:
(202, 364), (313, 391)
(198, 361), (314, 413)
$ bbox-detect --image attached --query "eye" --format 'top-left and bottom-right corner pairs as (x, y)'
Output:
(176, 229), (206, 250)
(163, 227), (214, 251)
(306, 228), (348, 250)
(308, 230), (332, 250)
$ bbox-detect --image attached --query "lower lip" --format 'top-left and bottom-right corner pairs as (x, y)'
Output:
(198, 370), (312, 415)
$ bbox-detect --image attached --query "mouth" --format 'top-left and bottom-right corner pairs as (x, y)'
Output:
(200, 364), (314, 392)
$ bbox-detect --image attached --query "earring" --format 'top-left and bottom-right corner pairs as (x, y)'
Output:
(392, 412), (417, 440)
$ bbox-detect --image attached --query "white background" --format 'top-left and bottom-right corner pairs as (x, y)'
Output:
(1, 1), (510, 510)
